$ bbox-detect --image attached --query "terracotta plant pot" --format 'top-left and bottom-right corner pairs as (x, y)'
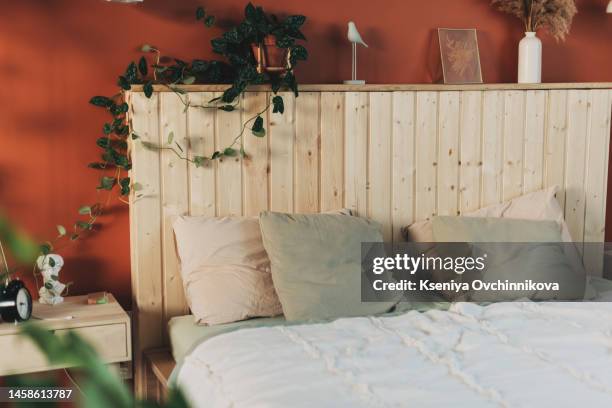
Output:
(251, 35), (288, 74)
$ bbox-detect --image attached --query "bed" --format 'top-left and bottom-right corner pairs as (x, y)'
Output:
(127, 83), (612, 405)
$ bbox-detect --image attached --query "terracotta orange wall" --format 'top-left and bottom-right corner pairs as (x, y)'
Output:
(1, 0), (611, 308)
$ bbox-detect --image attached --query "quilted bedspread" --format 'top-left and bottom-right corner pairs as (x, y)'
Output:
(176, 300), (612, 407)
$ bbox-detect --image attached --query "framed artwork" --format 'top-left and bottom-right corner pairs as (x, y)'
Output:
(438, 28), (483, 84)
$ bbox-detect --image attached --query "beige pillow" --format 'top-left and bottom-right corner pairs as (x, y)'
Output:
(173, 216), (282, 325)
(403, 186), (572, 243)
(259, 212), (401, 321)
(173, 209), (352, 325)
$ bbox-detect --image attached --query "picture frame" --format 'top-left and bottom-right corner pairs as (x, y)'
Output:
(437, 28), (483, 84)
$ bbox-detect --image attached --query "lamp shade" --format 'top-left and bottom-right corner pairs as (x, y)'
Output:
(608, 1), (612, 13)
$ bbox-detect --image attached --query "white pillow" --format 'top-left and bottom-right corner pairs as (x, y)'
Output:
(403, 186), (573, 243)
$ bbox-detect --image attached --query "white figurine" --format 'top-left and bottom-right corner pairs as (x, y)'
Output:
(36, 254), (66, 305)
(344, 21), (368, 85)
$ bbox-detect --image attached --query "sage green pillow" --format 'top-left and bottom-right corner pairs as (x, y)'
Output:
(431, 216), (586, 301)
(259, 212), (401, 321)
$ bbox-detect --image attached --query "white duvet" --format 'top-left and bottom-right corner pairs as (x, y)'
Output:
(177, 300), (612, 407)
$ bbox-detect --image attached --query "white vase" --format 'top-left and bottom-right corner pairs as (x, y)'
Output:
(518, 32), (542, 84)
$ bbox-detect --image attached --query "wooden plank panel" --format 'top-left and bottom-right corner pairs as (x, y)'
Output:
(565, 90), (589, 245)
(294, 92), (320, 213)
(320, 92), (345, 212)
(502, 91), (526, 201)
(344, 92), (369, 217)
(415, 92), (438, 221)
(159, 92), (189, 327)
(459, 91), (483, 214)
(583, 90), (611, 275)
(523, 90), (547, 193)
(481, 91), (504, 207)
(129, 92), (163, 394)
(391, 92), (416, 241)
(216, 92), (243, 216)
(369, 92), (393, 240)
(544, 90), (568, 209)
(242, 92), (269, 216)
(437, 92), (460, 216)
(187, 92), (216, 217)
(269, 92), (295, 212)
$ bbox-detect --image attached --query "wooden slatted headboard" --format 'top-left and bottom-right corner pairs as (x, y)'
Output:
(127, 83), (612, 394)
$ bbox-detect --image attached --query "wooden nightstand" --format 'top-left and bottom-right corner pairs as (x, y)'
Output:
(0, 294), (131, 376)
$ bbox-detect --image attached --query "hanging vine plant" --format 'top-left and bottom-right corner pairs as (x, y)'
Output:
(29, 3), (307, 288)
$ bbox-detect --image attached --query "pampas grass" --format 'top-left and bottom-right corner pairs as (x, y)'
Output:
(491, 0), (577, 41)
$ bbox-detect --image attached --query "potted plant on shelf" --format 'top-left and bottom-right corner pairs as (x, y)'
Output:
(211, 2), (307, 102)
(491, 0), (577, 84)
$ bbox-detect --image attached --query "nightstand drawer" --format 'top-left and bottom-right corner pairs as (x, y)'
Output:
(0, 323), (129, 376)
(57, 323), (129, 361)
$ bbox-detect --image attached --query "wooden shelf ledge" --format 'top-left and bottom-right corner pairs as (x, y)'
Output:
(128, 82), (612, 93)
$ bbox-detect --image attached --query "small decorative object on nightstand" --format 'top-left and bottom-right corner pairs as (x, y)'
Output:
(36, 253), (66, 305)
(0, 239), (33, 323)
(0, 293), (131, 376)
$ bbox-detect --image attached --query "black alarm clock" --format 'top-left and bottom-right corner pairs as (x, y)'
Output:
(0, 279), (32, 322)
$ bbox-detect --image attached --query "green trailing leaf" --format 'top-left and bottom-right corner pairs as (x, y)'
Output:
(289, 45), (308, 65)
(125, 62), (138, 82)
(167, 131), (174, 145)
(40, 242), (52, 256)
(141, 44), (153, 53)
(196, 6), (206, 20)
(119, 177), (131, 196)
(88, 162), (106, 170)
(103, 123), (113, 134)
(204, 15), (216, 27)
(78, 206), (92, 216)
(132, 182), (143, 191)
(193, 156), (207, 168)
(141, 140), (159, 150)
(219, 105), (235, 112)
(96, 137), (110, 149)
(223, 147), (237, 157)
(143, 81), (154, 98)
(251, 115), (265, 137)
(138, 56), (148, 77)
(211, 151), (222, 160)
(182, 75), (196, 85)
(117, 76), (131, 91)
(131, 132), (140, 140)
(56, 225), (66, 237)
(76, 221), (93, 230)
(284, 15), (306, 30)
(272, 96), (284, 114)
(89, 96), (113, 108)
(97, 176), (116, 191)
